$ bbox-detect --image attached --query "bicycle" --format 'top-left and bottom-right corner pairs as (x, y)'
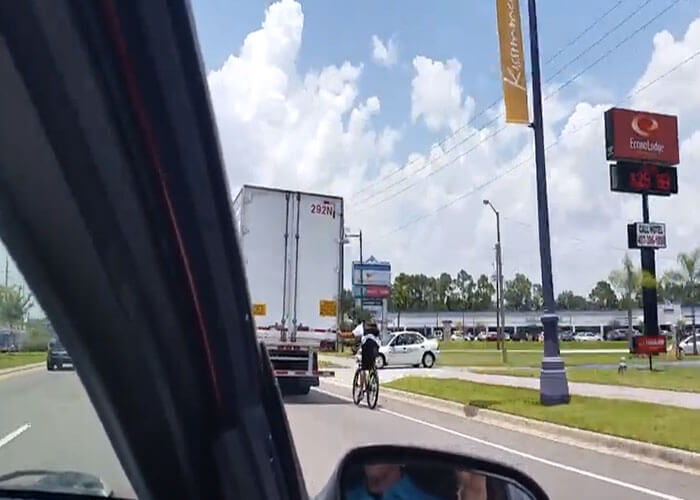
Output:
(352, 356), (379, 409)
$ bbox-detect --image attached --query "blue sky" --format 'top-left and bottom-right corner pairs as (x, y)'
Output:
(192, 0), (697, 162)
(192, 0), (700, 295)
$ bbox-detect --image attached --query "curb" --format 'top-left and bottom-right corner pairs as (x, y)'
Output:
(322, 379), (700, 476)
(0, 362), (44, 378)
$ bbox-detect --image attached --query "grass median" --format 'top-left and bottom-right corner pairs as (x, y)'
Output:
(437, 350), (626, 367)
(471, 363), (700, 393)
(439, 340), (628, 351)
(386, 376), (700, 452)
(0, 352), (45, 370)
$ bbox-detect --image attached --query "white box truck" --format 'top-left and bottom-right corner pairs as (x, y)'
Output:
(232, 185), (342, 394)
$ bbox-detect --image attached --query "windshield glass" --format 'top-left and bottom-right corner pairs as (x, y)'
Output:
(189, 0), (700, 497)
(0, 252), (132, 496)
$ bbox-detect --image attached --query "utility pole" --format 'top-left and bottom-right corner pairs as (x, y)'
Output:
(527, 0), (569, 404)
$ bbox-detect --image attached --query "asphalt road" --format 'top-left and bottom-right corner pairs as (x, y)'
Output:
(0, 368), (134, 497)
(1, 368), (700, 499)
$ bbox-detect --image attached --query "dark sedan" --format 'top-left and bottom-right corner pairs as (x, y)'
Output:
(47, 337), (72, 371)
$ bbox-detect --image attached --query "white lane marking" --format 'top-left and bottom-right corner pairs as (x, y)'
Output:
(314, 388), (683, 500)
(0, 423), (30, 449)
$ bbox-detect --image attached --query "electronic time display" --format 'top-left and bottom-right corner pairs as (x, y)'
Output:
(609, 162), (678, 196)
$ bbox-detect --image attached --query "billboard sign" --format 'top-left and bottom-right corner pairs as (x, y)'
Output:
(352, 256), (391, 298)
(605, 108), (679, 165)
(627, 222), (667, 249)
(353, 285), (391, 299)
(352, 269), (391, 286)
(631, 335), (667, 355)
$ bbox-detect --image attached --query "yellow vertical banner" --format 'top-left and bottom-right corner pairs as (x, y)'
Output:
(496, 0), (529, 124)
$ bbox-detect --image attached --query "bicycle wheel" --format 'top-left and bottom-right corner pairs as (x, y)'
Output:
(352, 368), (363, 405)
(366, 368), (379, 409)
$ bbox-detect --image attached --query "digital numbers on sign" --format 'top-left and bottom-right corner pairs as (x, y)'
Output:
(610, 162), (678, 196)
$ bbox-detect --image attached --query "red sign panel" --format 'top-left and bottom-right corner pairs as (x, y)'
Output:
(364, 285), (391, 298)
(632, 335), (667, 355)
(605, 108), (679, 165)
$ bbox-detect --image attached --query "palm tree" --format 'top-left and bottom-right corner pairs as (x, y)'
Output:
(391, 278), (410, 329)
(609, 254), (640, 341)
(664, 249), (700, 355)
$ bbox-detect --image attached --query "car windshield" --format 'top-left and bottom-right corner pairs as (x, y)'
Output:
(3, 1), (700, 499)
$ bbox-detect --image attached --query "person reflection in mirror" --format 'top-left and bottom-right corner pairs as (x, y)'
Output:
(346, 463), (441, 500)
(456, 470), (488, 500)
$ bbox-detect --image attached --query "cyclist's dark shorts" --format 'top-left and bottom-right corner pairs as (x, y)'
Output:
(361, 341), (379, 370)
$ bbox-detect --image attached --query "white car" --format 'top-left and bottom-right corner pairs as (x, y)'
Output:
(679, 334), (700, 354)
(574, 331), (603, 342)
(375, 331), (440, 369)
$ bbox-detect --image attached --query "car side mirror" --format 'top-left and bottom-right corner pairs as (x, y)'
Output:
(316, 445), (548, 500)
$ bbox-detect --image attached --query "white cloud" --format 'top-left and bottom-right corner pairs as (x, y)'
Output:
(208, 0), (700, 297)
(208, 0), (392, 196)
(371, 35), (398, 67)
(410, 56), (475, 132)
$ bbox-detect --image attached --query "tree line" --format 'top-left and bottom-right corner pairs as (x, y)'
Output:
(382, 248), (700, 313)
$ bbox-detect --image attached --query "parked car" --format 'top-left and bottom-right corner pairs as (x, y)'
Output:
(450, 333), (465, 341)
(608, 328), (634, 341)
(679, 334), (700, 354)
(477, 331), (489, 341)
(373, 331), (440, 368)
(510, 330), (527, 341)
(46, 337), (73, 371)
(559, 331), (575, 342)
(574, 331), (603, 342)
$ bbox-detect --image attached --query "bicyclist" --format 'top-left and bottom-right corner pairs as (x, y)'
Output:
(359, 319), (381, 393)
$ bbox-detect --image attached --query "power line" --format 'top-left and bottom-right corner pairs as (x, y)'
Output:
(380, 46), (698, 236)
(351, 111), (504, 207)
(348, 98), (503, 202)
(543, 0), (625, 65)
(545, 0), (681, 101)
(350, 0), (679, 208)
(350, 99), (504, 204)
(501, 216), (678, 262)
(545, 0), (652, 82)
(628, 47), (700, 97)
(358, 124), (508, 212)
(350, 3), (632, 204)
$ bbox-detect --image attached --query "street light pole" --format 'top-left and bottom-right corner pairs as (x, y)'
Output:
(484, 200), (507, 363)
(527, 0), (569, 404)
(494, 244), (501, 351)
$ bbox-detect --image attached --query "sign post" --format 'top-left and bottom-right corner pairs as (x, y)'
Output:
(605, 107), (679, 368)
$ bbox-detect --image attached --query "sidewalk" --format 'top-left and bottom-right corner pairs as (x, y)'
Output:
(443, 348), (627, 354)
(445, 369), (700, 410)
(320, 355), (700, 409)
